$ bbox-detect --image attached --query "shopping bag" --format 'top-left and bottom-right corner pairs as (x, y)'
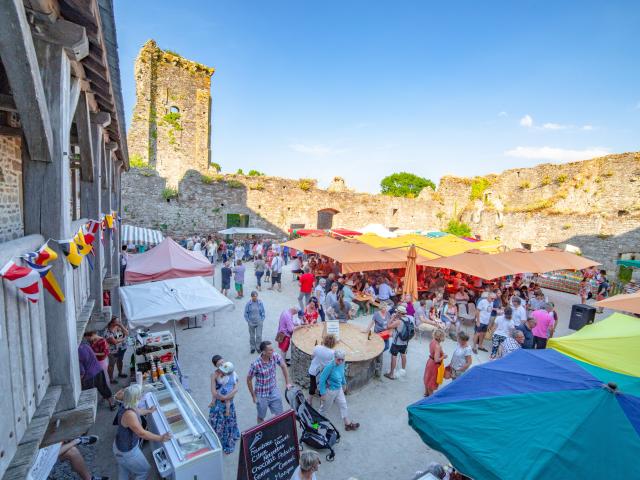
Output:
(436, 362), (445, 385)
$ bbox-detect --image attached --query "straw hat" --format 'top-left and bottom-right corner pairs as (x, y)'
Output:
(396, 305), (407, 314)
(345, 279), (355, 286)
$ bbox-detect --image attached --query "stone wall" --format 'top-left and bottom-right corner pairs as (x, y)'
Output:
(122, 152), (640, 273)
(0, 135), (23, 242)
(127, 40), (214, 187)
(433, 152), (640, 272)
(121, 169), (441, 237)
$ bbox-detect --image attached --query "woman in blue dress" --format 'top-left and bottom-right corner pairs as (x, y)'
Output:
(209, 355), (240, 454)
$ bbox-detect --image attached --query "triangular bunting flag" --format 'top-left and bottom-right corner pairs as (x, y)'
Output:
(0, 261), (40, 303)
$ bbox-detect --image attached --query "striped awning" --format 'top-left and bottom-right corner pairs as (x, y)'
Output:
(121, 224), (164, 246)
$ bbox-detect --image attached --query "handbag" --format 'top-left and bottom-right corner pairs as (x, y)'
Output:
(436, 362), (445, 385)
(275, 331), (286, 343)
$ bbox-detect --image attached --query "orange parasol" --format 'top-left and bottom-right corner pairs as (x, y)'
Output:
(595, 291), (640, 315)
(418, 249), (520, 280)
(534, 248), (601, 271)
(282, 235), (341, 253)
(402, 245), (419, 301)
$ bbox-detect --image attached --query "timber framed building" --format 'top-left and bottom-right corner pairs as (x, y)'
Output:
(0, 0), (128, 477)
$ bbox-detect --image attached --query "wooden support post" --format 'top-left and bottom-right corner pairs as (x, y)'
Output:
(23, 38), (79, 411)
(0, 0), (54, 162)
(79, 99), (108, 316)
(101, 143), (113, 276)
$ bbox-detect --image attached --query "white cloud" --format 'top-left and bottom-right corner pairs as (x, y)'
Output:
(542, 122), (569, 130)
(519, 114), (533, 127)
(504, 146), (610, 162)
(498, 111), (508, 117)
(582, 125), (594, 131)
(289, 143), (347, 157)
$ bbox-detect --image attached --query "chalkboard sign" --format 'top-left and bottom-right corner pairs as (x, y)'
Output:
(237, 409), (300, 480)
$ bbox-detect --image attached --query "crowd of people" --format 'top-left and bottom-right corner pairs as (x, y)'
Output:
(66, 234), (607, 480)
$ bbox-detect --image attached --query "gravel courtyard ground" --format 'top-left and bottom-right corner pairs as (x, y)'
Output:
(53, 260), (608, 480)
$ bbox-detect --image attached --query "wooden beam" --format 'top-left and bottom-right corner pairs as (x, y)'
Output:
(42, 388), (96, 447)
(67, 76), (81, 132)
(3, 385), (61, 480)
(31, 17), (89, 61)
(90, 110), (110, 127)
(0, 125), (21, 137)
(81, 120), (104, 315)
(0, 0), (54, 162)
(74, 91), (93, 182)
(81, 55), (108, 81)
(0, 93), (17, 112)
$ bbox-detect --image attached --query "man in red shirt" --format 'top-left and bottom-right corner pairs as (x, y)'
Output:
(298, 267), (315, 310)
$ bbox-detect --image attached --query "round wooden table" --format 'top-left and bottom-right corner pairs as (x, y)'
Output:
(290, 323), (385, 393)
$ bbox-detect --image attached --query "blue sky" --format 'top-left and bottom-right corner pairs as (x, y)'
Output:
(114, 1), (639, 193)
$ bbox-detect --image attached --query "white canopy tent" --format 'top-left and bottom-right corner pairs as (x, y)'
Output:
(218, 227), (276, 236)
(120, 276), (234, 327)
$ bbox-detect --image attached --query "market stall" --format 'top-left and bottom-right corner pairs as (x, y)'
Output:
(145, 372), (224, 479)
(595, 290), (640, 314)
(121, 224), (164, 247)
(124, 237), (213, 284)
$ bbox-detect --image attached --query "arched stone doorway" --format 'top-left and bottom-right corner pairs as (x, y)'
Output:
(317, 208), (339, 229)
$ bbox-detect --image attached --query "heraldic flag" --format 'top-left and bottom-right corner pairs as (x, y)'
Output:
(0, 261), (40, 303)
(58, 240), (82, 268)
(23, 242), (65, 302)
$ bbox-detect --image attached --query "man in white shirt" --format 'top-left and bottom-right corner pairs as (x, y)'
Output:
(269, 253), (284, 292)
(473, 292), (494, 354)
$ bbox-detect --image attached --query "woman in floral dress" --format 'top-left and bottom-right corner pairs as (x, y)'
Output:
(208, 355), (240, 454)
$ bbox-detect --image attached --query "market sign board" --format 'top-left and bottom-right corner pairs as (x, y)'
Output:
(237, 409), (300, 480)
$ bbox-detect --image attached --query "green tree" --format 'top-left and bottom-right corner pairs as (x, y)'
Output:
(247, 169), (265, 176)
(380, 172), (435, 198)
(444, 219), (472, 237)
(236, 168), (244, 175)
(210, 162), (222, 172)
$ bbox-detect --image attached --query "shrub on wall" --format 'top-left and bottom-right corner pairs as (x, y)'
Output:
(226, 180), (244, 189)
(298, 179), (315, 191)
(201, 174), (221, 184)
(556, 174), (567, 184)
(129, 153), (148, 168)
(162, 187), (178, 201)
(469, 177), (491, 200)
(210, 162), (222, 172)
(248, 169), (265, 176)
(444, 219), (472, 237)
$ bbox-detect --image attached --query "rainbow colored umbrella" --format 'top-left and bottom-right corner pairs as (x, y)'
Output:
(407, 349), (640, 480)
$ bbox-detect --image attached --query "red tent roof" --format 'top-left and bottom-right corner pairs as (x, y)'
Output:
(124, 237), (214, 284)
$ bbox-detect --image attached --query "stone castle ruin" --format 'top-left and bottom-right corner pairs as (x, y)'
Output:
(122, 42), (640, 272)
(128, 40), (214, 187)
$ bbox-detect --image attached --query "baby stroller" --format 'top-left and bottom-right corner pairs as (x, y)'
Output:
(285, 386), (340, 461)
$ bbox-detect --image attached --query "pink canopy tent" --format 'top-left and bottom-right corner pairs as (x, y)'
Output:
(124, 237), (214, 284)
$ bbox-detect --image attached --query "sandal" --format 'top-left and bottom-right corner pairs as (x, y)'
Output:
(345, 422), (360, 431)
(383, 373), (395, 380)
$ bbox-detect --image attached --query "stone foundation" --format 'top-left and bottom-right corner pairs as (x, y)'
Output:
(290, 343), (382, 394)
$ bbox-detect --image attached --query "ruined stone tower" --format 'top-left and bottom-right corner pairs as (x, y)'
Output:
(128, 40), (214, 187)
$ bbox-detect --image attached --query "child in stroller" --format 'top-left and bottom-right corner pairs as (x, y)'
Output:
(285, 386), (341, 461)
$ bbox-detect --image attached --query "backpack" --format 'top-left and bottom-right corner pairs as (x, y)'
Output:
(398, 316), (415, 342)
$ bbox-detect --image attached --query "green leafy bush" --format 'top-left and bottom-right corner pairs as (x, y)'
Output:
(248, 169), (265, 177)
(556, 174), (567, 184)
(380, 172), (435, 197)
(210, 162), (222, 172)
(519, 181), (531, 189)
(444, 219), (472, 237)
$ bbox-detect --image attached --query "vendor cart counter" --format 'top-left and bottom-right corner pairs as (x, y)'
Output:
(144, 373), (223, 480)
(291, 323), (384, 393)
